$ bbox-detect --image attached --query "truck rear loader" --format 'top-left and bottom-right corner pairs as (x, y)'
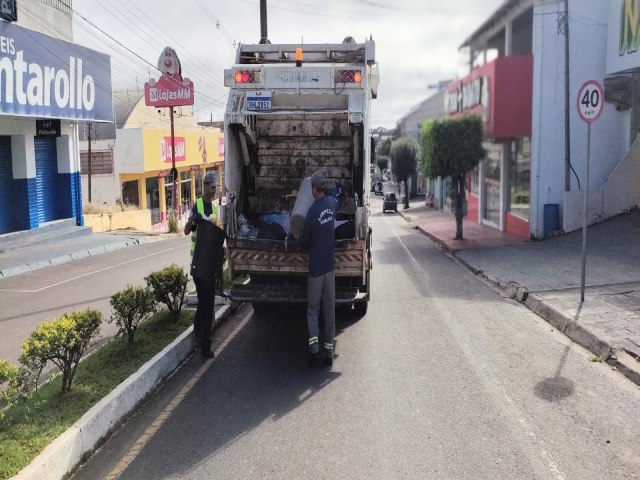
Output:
(221, 37), (379, 316)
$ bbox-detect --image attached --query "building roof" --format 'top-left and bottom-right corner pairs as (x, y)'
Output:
(113, 89), (145, 129)
(459, 0), (528, 50)
(78, 89), (144, 141)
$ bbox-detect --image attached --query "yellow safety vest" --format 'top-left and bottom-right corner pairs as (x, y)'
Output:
(190, 197), (220, 256)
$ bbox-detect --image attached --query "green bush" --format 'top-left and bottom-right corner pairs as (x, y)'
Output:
(145, 264), (188, 322)
(167, 211), (179, 233)
(19, 309), (102, 394)
(109, 285), (157, 345)
(0, 359), (21, 413)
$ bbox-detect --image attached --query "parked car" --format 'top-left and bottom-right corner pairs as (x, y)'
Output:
(374, 181), (383, 195)
(383, 192), (397, 212)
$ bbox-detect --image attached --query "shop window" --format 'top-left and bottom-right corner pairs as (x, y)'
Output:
(180, 171), (192, 213)
(121, 180), (139, 207)
(195, 169), (203, 197)
(483, 142), (501, 226)
(470, 165), (479, 196)
(510, 138), (531, 220)
(146, 177), (161, 225)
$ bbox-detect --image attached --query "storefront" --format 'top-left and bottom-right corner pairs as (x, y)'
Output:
(0, 21), (112, 234)
(444, 55), (532, 238)
(116, 127), (224, 231)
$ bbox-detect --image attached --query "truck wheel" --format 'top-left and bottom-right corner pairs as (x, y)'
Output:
(353, 301), (368, 317)
(252, 302), (271, 316)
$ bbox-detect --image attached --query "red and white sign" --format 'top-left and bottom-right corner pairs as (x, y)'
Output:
(144, 75), (195, 107)
(161, 136), (186, 163)
(577, 80), (604, 124)
(217, 137), (225, 157)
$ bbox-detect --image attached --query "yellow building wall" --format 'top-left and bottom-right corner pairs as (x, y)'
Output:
(142, 129), (224, 171)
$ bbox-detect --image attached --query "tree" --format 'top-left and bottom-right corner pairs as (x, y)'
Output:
(390, 137), (419, 209)
(420, 115), (484, 240)
(378, 137), (392, 158)
(376, 155), (389, 174)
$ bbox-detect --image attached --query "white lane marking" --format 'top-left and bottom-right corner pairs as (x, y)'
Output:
(0, 246), (185, 293)
(392, 226), (566, 480)
(393, 228), (431, 283)
(105, 309), (252, 480)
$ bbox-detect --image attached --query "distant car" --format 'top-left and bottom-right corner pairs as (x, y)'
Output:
(374, 181), (383, 195)
(383, 192), (397, 213)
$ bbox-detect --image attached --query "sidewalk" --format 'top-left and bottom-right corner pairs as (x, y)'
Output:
(398, 198), (640, 386)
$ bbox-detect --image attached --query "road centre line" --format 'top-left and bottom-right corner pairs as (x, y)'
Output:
(0, 246), (184, 293)
(105, 308), (252, 480)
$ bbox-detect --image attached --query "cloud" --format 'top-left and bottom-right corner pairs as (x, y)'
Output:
(72, 0), (505, 128)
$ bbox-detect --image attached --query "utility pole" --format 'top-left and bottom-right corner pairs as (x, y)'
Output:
(259, 0), (268, 44)
(87, 123), (92, 203)
(564, 0), (571, 191)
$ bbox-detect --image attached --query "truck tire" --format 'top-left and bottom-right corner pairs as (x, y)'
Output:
(252, 302), (272, 316)
(353, 300), (368, 317)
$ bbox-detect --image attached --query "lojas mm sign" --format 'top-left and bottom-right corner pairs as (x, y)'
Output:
(145, 47), (194, 108)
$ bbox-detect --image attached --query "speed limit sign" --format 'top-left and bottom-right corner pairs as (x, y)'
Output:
(577, 80), (604, 124)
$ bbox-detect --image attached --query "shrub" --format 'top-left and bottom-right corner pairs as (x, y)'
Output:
(168, 211), (179, 233)
(19, 309), (102, 394)
(145, 264), (188, 322)
(0, 359), (22, 412)
(109, 285), (157, 345)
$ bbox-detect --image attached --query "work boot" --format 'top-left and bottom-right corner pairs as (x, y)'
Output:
(322, 355), (333, 367)
(201, 349), (215, 359)
(308, 351), (319, 368)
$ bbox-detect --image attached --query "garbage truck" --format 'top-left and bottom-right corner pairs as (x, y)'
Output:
(221, 36), (379, 316)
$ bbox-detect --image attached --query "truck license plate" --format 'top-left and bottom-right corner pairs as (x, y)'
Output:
(246, 91), (272, 111)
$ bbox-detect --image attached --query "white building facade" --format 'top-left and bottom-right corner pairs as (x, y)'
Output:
(0, 1), (113, 234)
(402, 0), (640, 240)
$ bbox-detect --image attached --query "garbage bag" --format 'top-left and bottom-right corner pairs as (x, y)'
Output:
(290, 176), (314, 239)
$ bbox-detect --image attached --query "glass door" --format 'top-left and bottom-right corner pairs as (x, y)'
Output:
(483, 143), (501, 226)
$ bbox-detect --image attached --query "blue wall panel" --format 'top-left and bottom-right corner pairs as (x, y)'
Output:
(0, 136), (14, 234)
(34, 137), (60, 223)
(13, 178), (37, 231)
(57, 172), (82, 222)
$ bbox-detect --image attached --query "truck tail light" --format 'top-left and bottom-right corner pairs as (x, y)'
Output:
(335, 69), (362, 84)
(234, 70), (261, 84)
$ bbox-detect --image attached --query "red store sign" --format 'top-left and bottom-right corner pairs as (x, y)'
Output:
(144, 74), (195, 108)
(161, 136), (186, 163)
(445, 55), (533, 140)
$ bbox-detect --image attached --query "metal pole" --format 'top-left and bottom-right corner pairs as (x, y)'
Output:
(564, 0), (571, 191)
(170, 107), (177, 212)
(87, 123), (92, 203)
(259, 0), (268, 44)
(580, 122), (590, 302)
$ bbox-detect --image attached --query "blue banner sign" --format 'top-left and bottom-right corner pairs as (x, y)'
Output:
(0, 21), (113, 121)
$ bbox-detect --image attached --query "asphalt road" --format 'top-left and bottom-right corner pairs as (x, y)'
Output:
(70, 199), (640, 480)
(0, 235), (192, 364)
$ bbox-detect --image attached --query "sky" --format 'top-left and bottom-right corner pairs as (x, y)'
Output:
(71, 0), (505, 130)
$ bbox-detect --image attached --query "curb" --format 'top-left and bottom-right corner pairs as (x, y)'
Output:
(0, 238), (146, 279)
(14, 302), (236, 480)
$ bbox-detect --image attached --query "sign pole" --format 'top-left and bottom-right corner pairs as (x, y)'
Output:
(576, 79), (603, 303)
(580, 122), (590, 302)
(169, 106), (177, 212)
(143, 47), (195, 227)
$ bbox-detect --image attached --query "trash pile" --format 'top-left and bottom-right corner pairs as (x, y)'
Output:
(236, 176), (354, 241)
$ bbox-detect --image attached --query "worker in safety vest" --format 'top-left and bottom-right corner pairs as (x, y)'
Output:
(184, 170), (223, 358)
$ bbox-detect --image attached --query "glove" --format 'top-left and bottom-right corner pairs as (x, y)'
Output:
(191, 212), (203, 225)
